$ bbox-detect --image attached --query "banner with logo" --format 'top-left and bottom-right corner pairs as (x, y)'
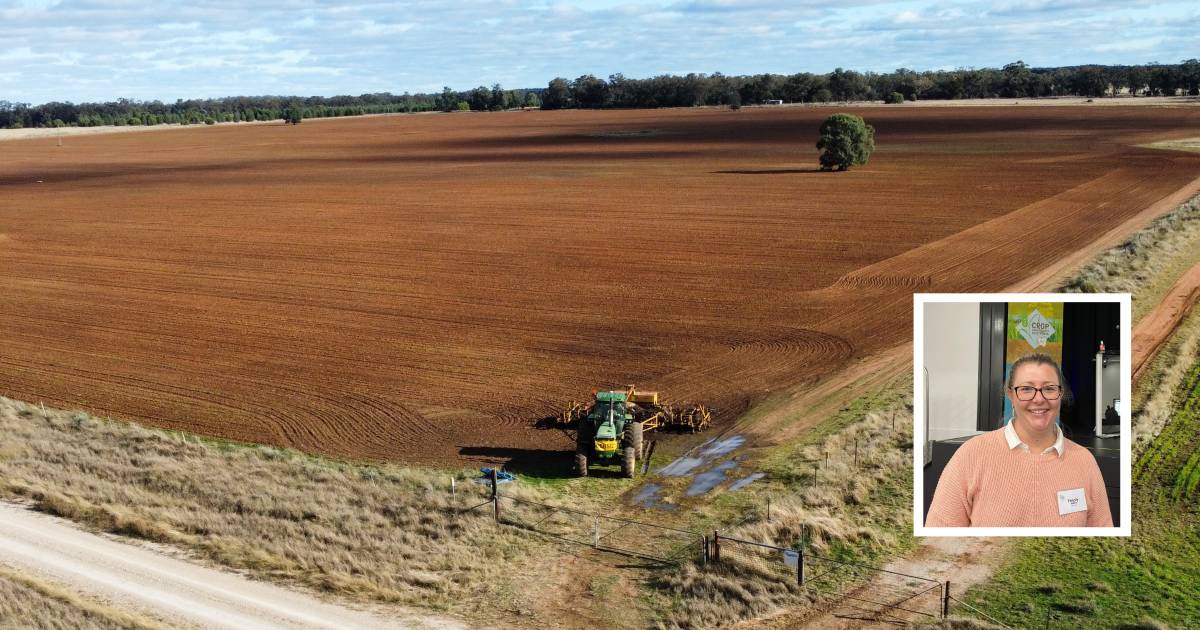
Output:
(1007, 302), (1063, 363)
(1004, 302), (1064, 421)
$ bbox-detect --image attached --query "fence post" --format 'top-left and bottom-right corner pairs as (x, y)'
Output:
(491, 469), (499, 523)
(797, 547), (805, 586)
(701, 535), (709, 566)
(767, 497), (771, 522)
(854, 438), (859, 468)
(593, 516), (600, 548)
(891, 410), (895, 431)
(942, 580), (950, 619)
(712, 530), (720, 563)
(450, 477), (456, 497)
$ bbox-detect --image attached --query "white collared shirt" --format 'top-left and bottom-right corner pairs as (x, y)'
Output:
(1004, 419), (1064, 457)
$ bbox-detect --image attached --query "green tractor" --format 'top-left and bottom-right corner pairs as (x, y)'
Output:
(575, 390), (644, 478)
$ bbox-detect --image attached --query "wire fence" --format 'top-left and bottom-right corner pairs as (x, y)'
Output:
(447, 469), (1026, 626)
(713, 532), (948, 622)
(946, 595), (1016, 629)
(455, 470), (703, 564)
(497, 494), (700, 563)
(444, 409), (1019, 624)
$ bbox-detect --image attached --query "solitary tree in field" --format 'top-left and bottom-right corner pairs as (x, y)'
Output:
(816, 113), (874, 171)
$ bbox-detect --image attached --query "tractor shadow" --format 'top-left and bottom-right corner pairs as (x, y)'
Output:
(457, 446), (632, 480)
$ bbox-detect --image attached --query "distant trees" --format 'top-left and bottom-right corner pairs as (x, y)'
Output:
(573, 74), (608, 108)
(530, 61), (1199, 112)
(542, 78), (572, 110)
(4, 60), (1199, 131)
(886, 92), (905, 104)
(816, 114), (875, 172)
(467, 86), (491, 112)
(827, 68), (868, 102)
(1001, 61), (1034, 98)
(1070, 67), (1110, 98)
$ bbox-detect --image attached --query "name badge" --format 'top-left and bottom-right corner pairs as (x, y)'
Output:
(1057, 488), (1088, 515)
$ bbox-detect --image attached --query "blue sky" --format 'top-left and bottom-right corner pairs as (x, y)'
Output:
(1, 0), (1195, 105)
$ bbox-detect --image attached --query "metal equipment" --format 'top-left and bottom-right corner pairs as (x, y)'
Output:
(564, 385), (711, 478)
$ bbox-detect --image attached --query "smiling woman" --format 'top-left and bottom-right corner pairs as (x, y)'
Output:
(925, 353), (1113, 528)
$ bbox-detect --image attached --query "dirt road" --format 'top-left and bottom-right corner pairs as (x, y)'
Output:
(0, 501), (463, 630)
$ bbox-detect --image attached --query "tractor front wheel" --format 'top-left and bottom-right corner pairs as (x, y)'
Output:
(575, 451), (589, 477)
(621, 446), (636, 478)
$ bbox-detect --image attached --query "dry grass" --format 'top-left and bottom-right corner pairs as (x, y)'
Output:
(733, 408), (913, 553)
(1058, 193), (1200, 320)
(0, 563), (166, 630)
(0, 398), (578, 625)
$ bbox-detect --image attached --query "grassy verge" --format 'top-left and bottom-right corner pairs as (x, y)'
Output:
(0, 563), (167, 630)
(0, 397), (595, 627)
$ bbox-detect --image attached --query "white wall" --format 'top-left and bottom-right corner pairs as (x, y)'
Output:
(923, 302), (982, 442)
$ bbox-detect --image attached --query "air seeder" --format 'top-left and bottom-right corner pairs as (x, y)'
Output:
(561, 386), (711, 477)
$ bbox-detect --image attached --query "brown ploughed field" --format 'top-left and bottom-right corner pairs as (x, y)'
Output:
(2, 106), (1198, 465)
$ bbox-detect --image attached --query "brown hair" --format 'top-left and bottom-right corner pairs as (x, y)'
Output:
(1006, 353), (1073, 405)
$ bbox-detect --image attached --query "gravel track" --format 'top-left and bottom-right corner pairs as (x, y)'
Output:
(0, 501), (462, 629)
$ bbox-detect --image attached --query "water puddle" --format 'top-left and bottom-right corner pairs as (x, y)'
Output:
(686, 460), (737, 497)
(728, 472), (765, 492)
(659, 456), (704, 477)
(631, 483), (675, 510)
(660, 435), (745, 477)
(639, 434), (761, 501)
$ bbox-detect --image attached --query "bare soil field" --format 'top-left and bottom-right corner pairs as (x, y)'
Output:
(2, 106), (1199, 465)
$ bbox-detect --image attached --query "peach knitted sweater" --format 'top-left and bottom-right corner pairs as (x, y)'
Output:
(926, 428), (1113, 527)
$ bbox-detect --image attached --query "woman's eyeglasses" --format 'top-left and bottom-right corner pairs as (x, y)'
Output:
(1011, 385), (1063, 401)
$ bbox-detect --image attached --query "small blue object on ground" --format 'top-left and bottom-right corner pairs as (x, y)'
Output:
(476, 467), (515, 484)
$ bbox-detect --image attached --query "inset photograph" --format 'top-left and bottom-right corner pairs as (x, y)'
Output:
(914, 293), (1130, 536)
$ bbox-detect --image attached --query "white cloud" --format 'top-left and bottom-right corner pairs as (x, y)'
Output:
(351, 21), (416, 37)
(0, 46), (39, 61)
(1091, 39), (1162, 53)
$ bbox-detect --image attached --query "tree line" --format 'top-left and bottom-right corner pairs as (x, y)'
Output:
(540, 61), (1200, 109)
(2, 60), (1197, 129)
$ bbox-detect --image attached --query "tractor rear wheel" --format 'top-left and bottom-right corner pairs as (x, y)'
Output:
(621, 446), (636, 478)
(575, 451), (589, 477)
